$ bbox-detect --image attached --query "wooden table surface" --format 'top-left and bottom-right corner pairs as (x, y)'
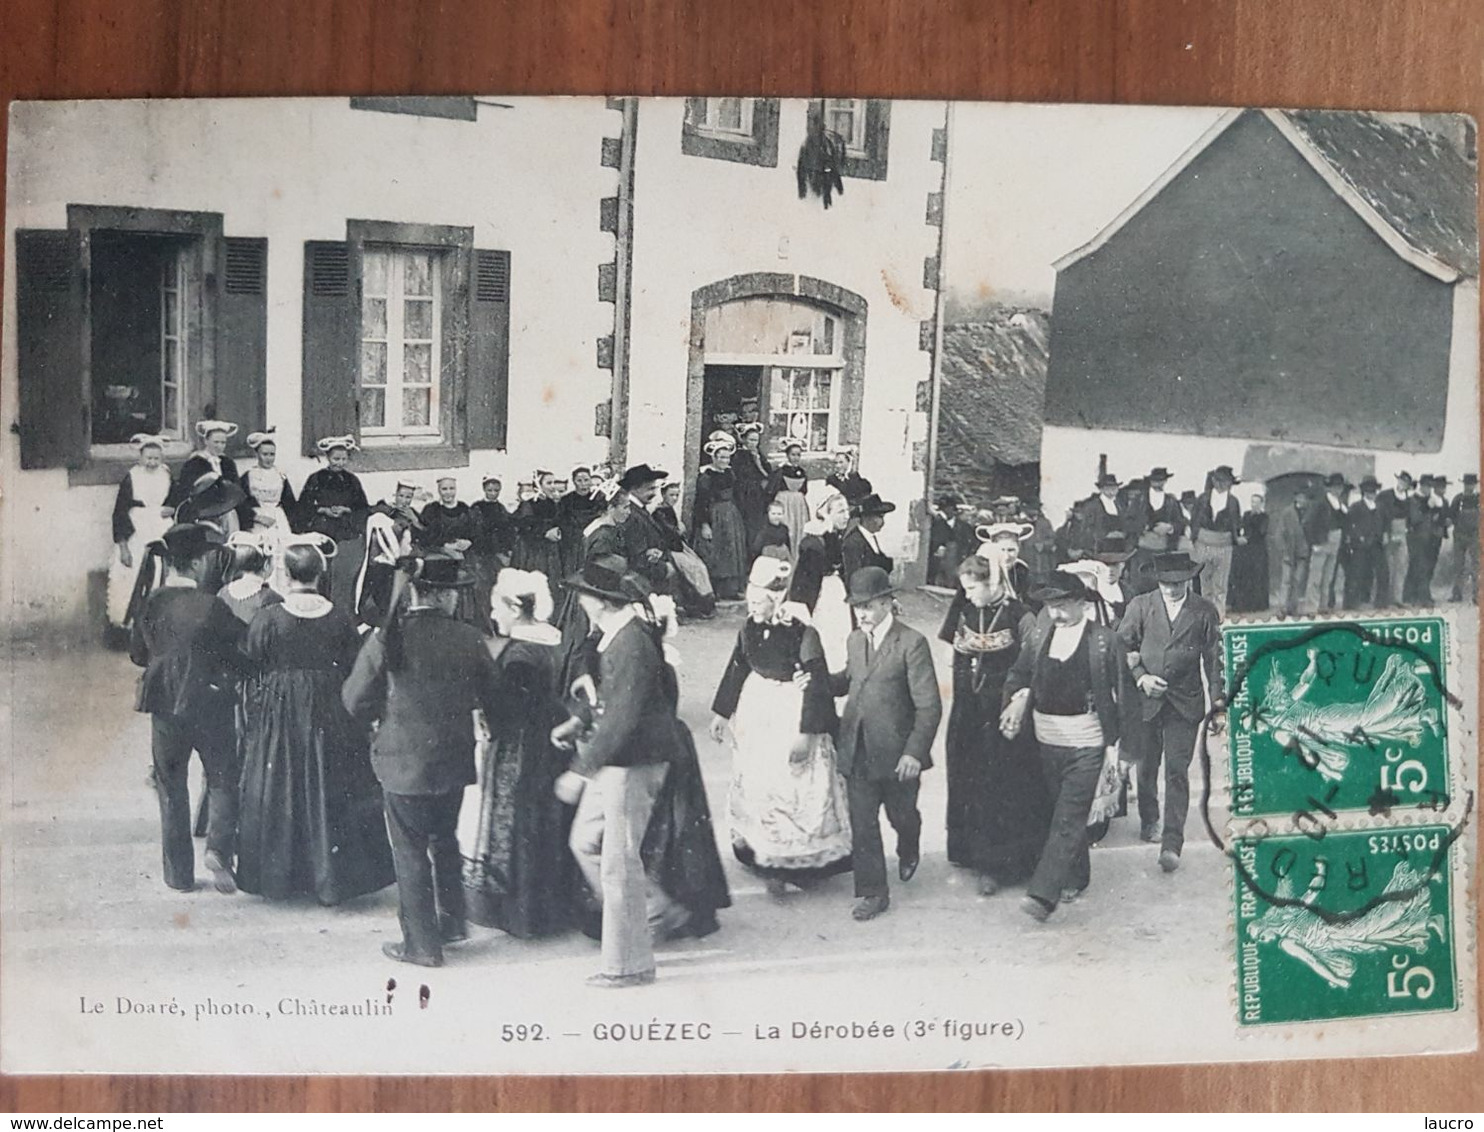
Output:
(1, 0), (1480, 1113)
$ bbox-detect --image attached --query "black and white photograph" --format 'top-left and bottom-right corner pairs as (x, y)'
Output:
(0, 94), (1477, 1074)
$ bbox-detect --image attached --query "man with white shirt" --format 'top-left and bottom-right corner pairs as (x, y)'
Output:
(1069, 472), (1129, 559)
(1127, 467), (1185, 554)
(1306, 472), (1348, 612)
(1116, 553), (1224, 873)
(1000, 571), (1126, 921)
(1189, 465), (1245, 617)
(828, 566), (942, 922)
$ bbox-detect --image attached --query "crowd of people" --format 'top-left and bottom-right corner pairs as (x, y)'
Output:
(928, 464), (1479, 618)
(114, 419), (1477, 988)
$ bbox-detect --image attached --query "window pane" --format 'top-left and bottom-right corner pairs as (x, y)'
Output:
(790, 369), (810, 409)
(363, 250), (389, 296)
(404, 298), (433, 340)
(403, 253), (432, 297)
(809, 414), (829, 453)
(164, 292), (180, 337)
(162, 384), (179, 433)
(360, 341), (387, 386)
(402, 386), (431, 428)
(717, 98), (742, 130)
(363, 297), (387, 339)
(403, 342), (432, 387)
(360, 386), (385, 430)
(817, 314), (836, 355)
(163, 340), (182, 385)
(811, 371), (832, 410)
(769, 373), (789, 414)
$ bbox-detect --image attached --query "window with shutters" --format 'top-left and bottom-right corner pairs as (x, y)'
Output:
(13, 206), (270, 484)
(301, 220), (510, 470)
(681, 98), (780, 167)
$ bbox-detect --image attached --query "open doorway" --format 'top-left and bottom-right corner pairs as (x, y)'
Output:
(698, 364), (764, 467)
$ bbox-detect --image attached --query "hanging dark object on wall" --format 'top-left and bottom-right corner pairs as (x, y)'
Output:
(796, 119), (847, 208)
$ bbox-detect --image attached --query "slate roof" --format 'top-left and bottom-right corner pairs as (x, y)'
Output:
(935, 308), (1047, 504)
(1284, 109), (1479, 278)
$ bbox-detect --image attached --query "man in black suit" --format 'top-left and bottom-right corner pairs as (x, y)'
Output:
(1125, 467), (1185, 554)
(828, 566), (942, 921)
(616, 463), (673, 591)
(343, 555), (503, 967)
(1306, 473), (1348, 612)
(1000, 571), (1125, 921)
(1116, 553), (1223, 873)
(556, 556), (683, 987)
(841, 493), (896, 588)
(1343, 476), (1386, 609)
(130, 522), (247, 895)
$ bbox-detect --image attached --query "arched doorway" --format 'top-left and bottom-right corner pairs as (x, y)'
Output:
(685, 275), (867, 514)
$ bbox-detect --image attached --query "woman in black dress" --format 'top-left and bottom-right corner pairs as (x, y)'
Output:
(418, 476), (483, 628)
(693, 433), (749, 600)
(1228, 492), (1271, 613)
(513, 470), (566, 582)
(165, 419), (241, 530)
(296, 436), (371, 612)
(731, 422), (773, 549)
(237, 542), (395, 904)
(558, 466), (606, 576)
(462, 569), (574, 937)
(938, 553), (1049, 895)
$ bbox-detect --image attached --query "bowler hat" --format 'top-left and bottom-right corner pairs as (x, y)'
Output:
(1153, 552), (1202, 583)
(618, 464), (668, 490)
(566, 553), (633, 603)
(845, 566), (898, 606)
(1028, 570), (1094, 604)
(852, 492), (896, 518)
(414, 554), (474, 589)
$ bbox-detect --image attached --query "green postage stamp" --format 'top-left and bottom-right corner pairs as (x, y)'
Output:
(1223, 613), (1467, 1029)
(1235, 825), (1457, 1026)
(1225, 617), (1450, 819)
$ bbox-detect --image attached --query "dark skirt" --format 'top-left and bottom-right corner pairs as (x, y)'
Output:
(1229, 536), (1271, 613)
(236, 669), (395, 904)
(514, 536), (565, 586)
(944, 666), (1051, 883)
(698, 500), (748, 596)
(463, 717), (576, 938)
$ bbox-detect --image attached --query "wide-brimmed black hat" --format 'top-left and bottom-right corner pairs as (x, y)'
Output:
(618, 463), (668, 490)
(845, 565), (898, 606)
(1028, 570), (1094, 604)
(936, 493), (963, 509)
(1092, 532), (1136, 564)
(1179, 490), (1199, 503)
(567, 553), (632, 603)
(852, 492), (896, 518)
(414, 554), (475, 589)
(1153, 552), (1202, 583)
(1359, 475), (1381, 492)
(177, 474), (246, 522)
(1210, 465), (1239, 483)
(1148, 466), (1173, 481)
(1464, 473), (1479, 486)
(1323, 472), (1345, 488)
(156, 522), (222, 562)
(1095, 473), (1121, 489)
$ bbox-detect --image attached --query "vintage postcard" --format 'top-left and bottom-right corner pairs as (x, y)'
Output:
(0, 95), (1477, 1074)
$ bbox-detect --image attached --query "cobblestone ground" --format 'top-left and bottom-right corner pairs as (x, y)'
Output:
(2, 590), (1246, 1073)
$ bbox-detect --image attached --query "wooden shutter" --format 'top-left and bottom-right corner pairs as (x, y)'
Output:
(215, 237), (268, 456)
(300, 240), (358, 456)
(15, 229), (87, 470)
(467, 248), (511, 450)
